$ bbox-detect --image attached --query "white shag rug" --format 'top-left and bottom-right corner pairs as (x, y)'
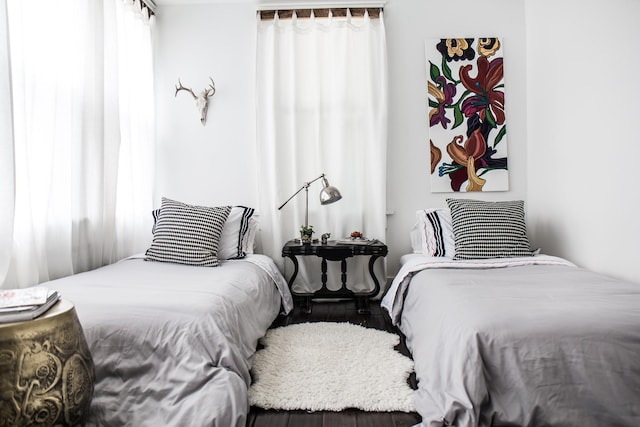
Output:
(248, 322), (415, 412)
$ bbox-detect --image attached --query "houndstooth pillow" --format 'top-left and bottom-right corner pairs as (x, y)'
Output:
(446, 199), (534, 260)
(145, 197), (231, 266)
(152, 205), (255, 260)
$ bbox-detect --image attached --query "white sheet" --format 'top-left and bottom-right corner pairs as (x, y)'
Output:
(381, 254), (576, 325)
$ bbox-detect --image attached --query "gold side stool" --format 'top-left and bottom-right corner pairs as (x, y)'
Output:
(0, 299), (95, 426)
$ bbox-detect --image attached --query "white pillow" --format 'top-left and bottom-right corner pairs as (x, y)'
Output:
(217, 206), (256, 259)
(410, 208), (456, 257)
(241, 215), (259, 254)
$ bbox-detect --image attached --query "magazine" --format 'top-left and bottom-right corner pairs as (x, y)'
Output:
(0, 286), (49, 308)
(0, 288), (61, 324)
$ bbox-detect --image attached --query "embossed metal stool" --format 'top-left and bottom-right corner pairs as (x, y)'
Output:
(0, 299), (95, 426)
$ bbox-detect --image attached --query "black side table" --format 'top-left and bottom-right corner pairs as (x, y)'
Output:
(281, 240), (388, 314)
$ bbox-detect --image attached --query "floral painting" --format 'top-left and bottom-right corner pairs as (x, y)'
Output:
(426, 37), (509, 192)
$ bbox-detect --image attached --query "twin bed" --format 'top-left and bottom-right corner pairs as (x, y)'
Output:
(42, 199), (293, 426)
(383, 200), (640, 426)
(49, 254), (291, 426)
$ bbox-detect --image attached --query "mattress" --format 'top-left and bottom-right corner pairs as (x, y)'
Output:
(45, 254), (293, 426)
(382, 255), (640, 426)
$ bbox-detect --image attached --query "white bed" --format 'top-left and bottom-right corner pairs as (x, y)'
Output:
(47, 253), (292, 426)
(384, 201), (640, 426)
(40, 200), (293, 426)
(383, 254), (640, 426)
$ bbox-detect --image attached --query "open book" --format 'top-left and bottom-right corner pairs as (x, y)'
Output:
(0, 287), (61, 324)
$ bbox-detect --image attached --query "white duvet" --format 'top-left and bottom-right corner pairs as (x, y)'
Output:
(382, 255), (640, 426)
(45, 254), (292, 427)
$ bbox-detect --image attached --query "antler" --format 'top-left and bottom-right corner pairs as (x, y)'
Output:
(175, 77), (216, 125)
(206, 77), (216, 97)
(175, 79), (196, 99)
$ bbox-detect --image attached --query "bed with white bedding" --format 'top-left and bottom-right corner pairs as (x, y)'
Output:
(384, 200), (640, 426)
(48, 253), (292, 426)
(38, 199), (293, 426)
(384, 255), (640, 426)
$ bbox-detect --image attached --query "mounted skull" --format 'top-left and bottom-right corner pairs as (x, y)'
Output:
(175, 77), (216, 125)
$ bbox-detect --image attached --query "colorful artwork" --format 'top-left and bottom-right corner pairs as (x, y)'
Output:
(426, 38), (509, 192)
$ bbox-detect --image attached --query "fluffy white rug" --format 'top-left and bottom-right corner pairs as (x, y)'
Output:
(248, 322), (415, 412)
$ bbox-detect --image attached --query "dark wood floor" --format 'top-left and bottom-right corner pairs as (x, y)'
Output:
(246, 299), (422, 427)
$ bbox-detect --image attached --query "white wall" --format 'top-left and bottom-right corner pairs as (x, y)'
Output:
(384, 0), (528, 275)
(526, 0), (640, 283)
(153, 3), (257, 207)
(154, 0), (639, 284)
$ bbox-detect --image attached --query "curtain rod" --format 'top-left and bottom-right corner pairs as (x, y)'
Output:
(258, 7), (382, 19)
(256, 1), (385, 11)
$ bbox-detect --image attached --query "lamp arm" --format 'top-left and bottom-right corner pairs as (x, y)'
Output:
(277, 174), (326, 210)
(277, 185), (306, 210)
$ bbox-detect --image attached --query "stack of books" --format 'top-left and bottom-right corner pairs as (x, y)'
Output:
(336, 237), (378, 245)
(0, 287), (61, 324)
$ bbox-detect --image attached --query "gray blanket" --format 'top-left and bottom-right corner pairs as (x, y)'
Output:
(383, 257), (640, 426)
(46, 254), (292, 426)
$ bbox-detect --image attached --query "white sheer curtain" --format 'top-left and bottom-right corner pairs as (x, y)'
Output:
(0, 0), (15, 287)
(0, 0), (155, 289)
(256, 9), (388, 294)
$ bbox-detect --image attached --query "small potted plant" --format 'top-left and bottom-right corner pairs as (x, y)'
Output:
(300, 225), (314, 244)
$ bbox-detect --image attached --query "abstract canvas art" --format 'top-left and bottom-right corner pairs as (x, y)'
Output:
(426, 38), (509, 192)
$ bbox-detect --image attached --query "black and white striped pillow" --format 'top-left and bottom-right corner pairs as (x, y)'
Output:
(152, 205), (255, 260)
(446, 199), (534, 260)
(145, 198), (231, 266)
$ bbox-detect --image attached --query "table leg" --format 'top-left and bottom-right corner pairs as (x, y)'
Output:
(368, 255), (382, 298)
(353, 255), (383, 315)
(286, 254), (314, 314)
(285, 255), (299, 290)
(321, 257), (328, 290)
(356, 296), (370, 314)
(301, 296), (312, 314)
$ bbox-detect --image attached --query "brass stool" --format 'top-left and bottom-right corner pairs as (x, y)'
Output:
(0, 299), (95, 426)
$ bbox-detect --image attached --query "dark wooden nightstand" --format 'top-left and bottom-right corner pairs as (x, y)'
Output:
(281, 239), (388, 314)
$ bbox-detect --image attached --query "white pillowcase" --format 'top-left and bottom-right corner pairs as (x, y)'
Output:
(241, 216), (259, 255)
(217, 206), (257, 260)
(410, 208), (456, 257)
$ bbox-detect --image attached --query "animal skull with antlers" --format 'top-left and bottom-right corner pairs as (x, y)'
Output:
(175, 77), (216, 125)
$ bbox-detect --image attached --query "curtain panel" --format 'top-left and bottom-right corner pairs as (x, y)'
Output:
(255, 9), (388, 294)
(0, 0), (15, 287)
(0, 0), (155, 289)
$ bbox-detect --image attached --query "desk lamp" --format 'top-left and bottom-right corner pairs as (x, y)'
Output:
(278, 173), (342, 236)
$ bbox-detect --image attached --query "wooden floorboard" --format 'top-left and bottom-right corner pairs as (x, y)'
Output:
(248, 300), (422, 427)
